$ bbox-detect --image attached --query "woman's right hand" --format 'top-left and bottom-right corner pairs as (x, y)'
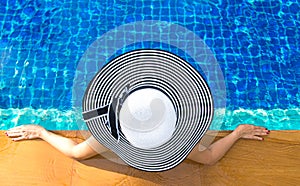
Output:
(234, 124), (270, 141)
(5, 124), (47, 141)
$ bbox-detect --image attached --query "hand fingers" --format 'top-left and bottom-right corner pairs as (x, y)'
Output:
(6, 125), (36, 134)
(6, 127), (25, 135)
(243, 134), (264, 141)
(243, 125), (269, 133)
(6, 130), (23, 137)
(251, 136), (264, 141)
(7, 132), (31, 141)
(11, 136), (26, 141)
(7, 125), (25, 131)
(254, 126), (267, 130)
(254, 129), (270, 136)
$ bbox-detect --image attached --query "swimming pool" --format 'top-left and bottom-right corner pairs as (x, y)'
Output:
(0, 0), (299, 130)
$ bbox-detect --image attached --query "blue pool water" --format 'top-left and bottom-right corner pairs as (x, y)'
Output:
(0, 0), (299, 130)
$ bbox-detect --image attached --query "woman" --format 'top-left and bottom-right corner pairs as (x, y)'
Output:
(5, 124), (269, 165)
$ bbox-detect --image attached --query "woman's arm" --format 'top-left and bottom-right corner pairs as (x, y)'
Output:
(187, 124), (270, 165)
(40, 129), (100, 160)
(6, 125), (103, 160)
(7, 124), (269, 164)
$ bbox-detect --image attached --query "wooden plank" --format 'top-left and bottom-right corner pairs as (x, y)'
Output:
(1, 130), (299, 185)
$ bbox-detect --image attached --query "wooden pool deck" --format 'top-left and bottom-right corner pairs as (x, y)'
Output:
(0, 130), (299, 185)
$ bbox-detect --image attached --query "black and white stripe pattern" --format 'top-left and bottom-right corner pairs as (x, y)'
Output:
(82, 49), (214, 171)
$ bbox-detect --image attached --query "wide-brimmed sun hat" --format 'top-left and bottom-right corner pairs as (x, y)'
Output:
(82, 49), (214, 171)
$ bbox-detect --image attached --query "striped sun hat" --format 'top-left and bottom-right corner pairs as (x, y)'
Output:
(82, 49), (214, 171)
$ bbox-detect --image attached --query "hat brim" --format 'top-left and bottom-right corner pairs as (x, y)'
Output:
(83, 49), (214, 171)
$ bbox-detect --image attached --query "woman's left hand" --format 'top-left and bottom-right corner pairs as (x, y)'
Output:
(5, 124), (46, 141)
